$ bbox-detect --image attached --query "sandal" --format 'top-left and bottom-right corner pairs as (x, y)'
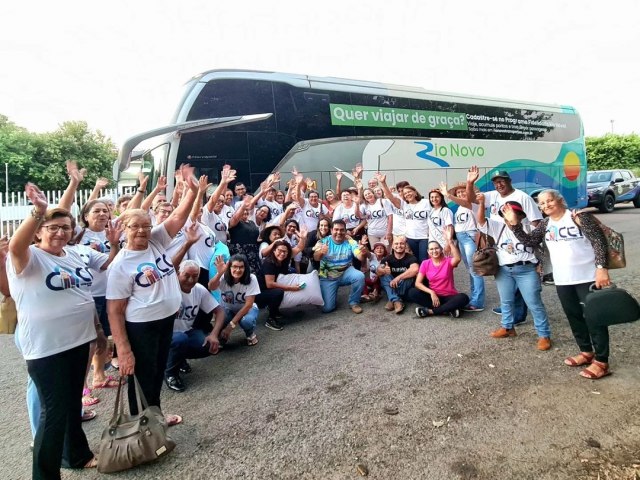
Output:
(84, 456), (98, 468)
(81, 409), (97, 422)
(82, 388), (100, 407)
(247, 334), (259, 346)
(360, 294), (373, 303)
(564, 352), (594, 367)
(580, 360), (611, 380)
(165, 414), (183, 427)
(92, 375), (119, 389)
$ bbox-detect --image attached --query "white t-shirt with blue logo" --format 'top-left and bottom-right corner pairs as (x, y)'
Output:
(7, 245), (100, 360)
(77, 229), (110, 296)
(218, 274), (261, 313)
(173, 283), (219, 333)
(201, 208), (228, 244)
(106, 224), (181, 323)
(401, 199), (431, 239)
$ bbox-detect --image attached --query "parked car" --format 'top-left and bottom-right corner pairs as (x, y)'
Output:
(587, 169), (640, 212)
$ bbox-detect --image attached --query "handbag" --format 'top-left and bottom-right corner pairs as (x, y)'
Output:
(584, 283), (640, 328)
(573, 213), (626, 269)
(97, 376), (176, 473)
(472, 226), (505, 277)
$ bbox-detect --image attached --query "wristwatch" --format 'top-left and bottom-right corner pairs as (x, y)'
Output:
(596, 265), (604, 269)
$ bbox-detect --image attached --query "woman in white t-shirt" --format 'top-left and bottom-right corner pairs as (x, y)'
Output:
(427, 189), (454, 254)
(504, 189), (613, 379)
(361, 188), (393, 246)
(7, 185), (104, 474)
(208, 254), (261, 346)
(107, 174), (199, 426)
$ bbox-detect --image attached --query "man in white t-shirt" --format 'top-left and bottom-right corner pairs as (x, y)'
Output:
(165, 261), (224, 392)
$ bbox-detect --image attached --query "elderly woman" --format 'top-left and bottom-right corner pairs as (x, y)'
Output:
(504, 189), (612, 379)
(107, 173), (198, 425)
(407, 231), (469, 318)
(7, 184), (106, 476)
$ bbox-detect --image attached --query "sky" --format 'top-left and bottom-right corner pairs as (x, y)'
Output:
(1, 0), (638, 147)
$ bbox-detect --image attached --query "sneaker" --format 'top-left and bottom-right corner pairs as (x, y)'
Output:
(542, 273), (555, 286)
(492, 307), (502, 315)
(490, 327), (517, 338)
(463, 305), (484, 312)
(449, 309), (461, 318)
(384, 301), (394, 311)
(415, 307), (431, 318)
(351, 304), (363, 314)
(393, 301), (405, 314)
(265, 318), (284, 331)
(179, 361), (192, 374)
(165, 375), (185, 392)
(537, 337), (552, 351)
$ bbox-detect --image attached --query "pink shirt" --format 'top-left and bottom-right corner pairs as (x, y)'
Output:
(419, 258), (458, 296)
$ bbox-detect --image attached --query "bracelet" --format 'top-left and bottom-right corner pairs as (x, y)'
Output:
(229, 321), (237, 329)
(30, 208), (45, 222)
(137, 189), (145, 193)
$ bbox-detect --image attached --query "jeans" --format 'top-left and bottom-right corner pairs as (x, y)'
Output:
(495, 263), (550, 337)
(125, 314), (176, 415)
(319, 266), (365, 313)
(406, 237), (428, 264)
(456, 230), (485, 309)
(165, 329), (211, 376)
(379, 274), (414, 303)
(223, 305), (258, 338)
(27, 342), (94, 480)
(406, 288), (470, 315)
(556, 282), (610, 362)
(15, 324), (40, 438)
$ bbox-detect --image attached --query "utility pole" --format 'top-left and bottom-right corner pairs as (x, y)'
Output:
(610, 119), (615, 134)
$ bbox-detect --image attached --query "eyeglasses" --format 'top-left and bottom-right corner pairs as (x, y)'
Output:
(274, 249), (289, 255)
(42, 224), (73, 233)
(127, 224), (152, 231)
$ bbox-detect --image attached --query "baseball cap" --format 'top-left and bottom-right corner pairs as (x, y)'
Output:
(490, 170), (511, 181)
(498, 201), (526, 218)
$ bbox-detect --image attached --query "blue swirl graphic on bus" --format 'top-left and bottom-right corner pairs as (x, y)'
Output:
(414, 141), (450, 167)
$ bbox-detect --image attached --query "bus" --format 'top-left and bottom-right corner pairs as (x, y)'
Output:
(114, 69), (587, 207)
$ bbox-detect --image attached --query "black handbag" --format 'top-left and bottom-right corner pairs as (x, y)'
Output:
(97, 376), (176, 473)
(584, 283), (640, 328)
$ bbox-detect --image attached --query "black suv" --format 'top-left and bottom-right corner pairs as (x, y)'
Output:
(587, 169), (640, 212)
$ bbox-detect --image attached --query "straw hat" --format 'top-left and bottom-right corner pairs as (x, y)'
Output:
(447, 182), (479, 197)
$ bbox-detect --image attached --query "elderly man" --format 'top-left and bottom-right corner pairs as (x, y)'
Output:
(314, 219), (367, 314)
(377, 236), (419, 314)
(165, 260), (225, 392)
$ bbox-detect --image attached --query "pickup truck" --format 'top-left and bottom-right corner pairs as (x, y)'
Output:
(587, 169), (640, 212)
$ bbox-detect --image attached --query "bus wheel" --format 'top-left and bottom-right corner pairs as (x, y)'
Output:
(599, 193), (615, 213)
(633, 193), (640, 208)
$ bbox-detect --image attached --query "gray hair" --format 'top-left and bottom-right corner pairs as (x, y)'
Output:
(179, 260), (200, 272)
(538, 189), (568, 208)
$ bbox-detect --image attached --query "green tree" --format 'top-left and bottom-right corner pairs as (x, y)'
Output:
(0, 116), (117, 193)
(586, 133), (640, 172)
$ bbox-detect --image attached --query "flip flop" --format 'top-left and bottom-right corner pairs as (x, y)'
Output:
(92, 375), (120, 389)
(165, 414), (183, 427)
(81, 409), (97, 422)
(84, 456), (98, 468)
(247, 335), (259, 347)
(82, 388), (100, 407)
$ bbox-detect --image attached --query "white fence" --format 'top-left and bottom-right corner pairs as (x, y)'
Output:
(0, 188), (121, 236)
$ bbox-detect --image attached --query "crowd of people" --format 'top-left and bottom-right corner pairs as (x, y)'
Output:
(0, 160), (615, 479)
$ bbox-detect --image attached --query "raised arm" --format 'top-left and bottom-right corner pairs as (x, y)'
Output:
(171, 222), (201, 268)
(189, 175), (210, 222)
(207, 255), (227, 291)
(466, 167), (481, 205)
(163, 167), (199, 238)
(126, 172), (149, 210)
(0, 236), (10, 297)
(205, 167), (236, 213)
(88, 177), (110, 202)
(9, 184), (48, 275)
(57, 160), (86, 210)
(335, 171), (343, 198)
(375, 172), (401, 209)
(141, 176), (167, 212)
(439, 182), (472, 209)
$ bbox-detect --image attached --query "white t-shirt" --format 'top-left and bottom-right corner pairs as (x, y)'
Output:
(174, 283), (219, 333)
(454, 205), (479, 233)
(258, 199), (283, 218)
(201, 208), (228, 244)
(428, 207), (454, 245)
(299, 199), (327, 232)
(390, 194), (406, 236)
(77, 229), (110, 296)
(362, 199), (393, 237)
(185, 220), (217, 270)
(7, 245), (99, 360)
(484, 189), (542, 224)
(401, 199), (431, 239)
(544, 210), (596, 285)
(106, 224), (181, 323)
(480, 218), (537, 265)
(219, 274), (261, 313)
(367, 253), (383, 282)
(220, 205), (235, 226)
(332, 203), (361, 230)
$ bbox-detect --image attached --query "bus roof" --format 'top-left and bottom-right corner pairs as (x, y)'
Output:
(190, 69), (576, 114)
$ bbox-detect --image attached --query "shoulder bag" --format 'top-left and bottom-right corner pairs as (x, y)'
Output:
(97, 376), (176, 473)
(573, 213), (626, 269)
(472, 225), (505, 277)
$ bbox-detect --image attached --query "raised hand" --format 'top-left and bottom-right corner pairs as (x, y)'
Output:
(501, 203), (519, 225)
(66, 160), (86, 184)
(184, 222), (202, 244)
(156, 176), (167, 191)
(353, 163), (363, 179)
(335, 171), (343, 181)
(105, 219), (124, 245)
(198, 175), (210, 192)
(475, 192), (485, 205)
(25, 183), (48, 213)
(305, 177), (315, 190)
(272, 172), (281, 183)
(354, 179), (363, 190)
(214, 255), (228, 274)
(294, 172), (304, 184)
(95, 177), (110, 189)
(467, 166), (480, 184)
(137, 172), (149, 191)
(374, 171), (386, 183)
(299, 226), (308, 239)
(438, 182), (449, 197)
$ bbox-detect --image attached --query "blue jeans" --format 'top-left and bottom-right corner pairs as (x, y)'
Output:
(223, 305), (258, 338)
(165, 329), (211, 376)
(380, 274), (414, 303)
(406, 238), (429, 264)
(319, 266), (365, 313)
(15, 324), (40, 438)
(456, 230), (485, 309)
(495, 263), (550, 337)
